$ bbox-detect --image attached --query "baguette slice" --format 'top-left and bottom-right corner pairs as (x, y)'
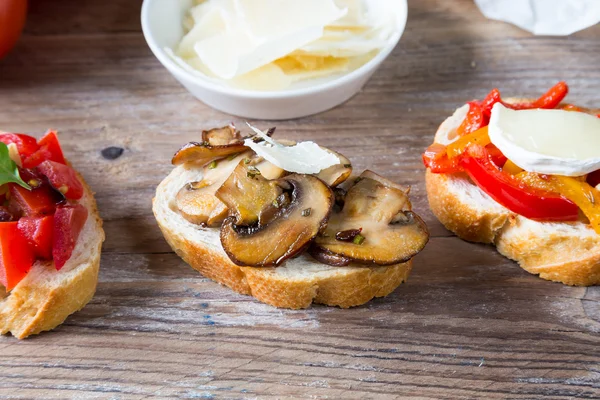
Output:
(0, 170), (105, 339)
(426, 100), (600, 286)
(153, 165), (413, 309)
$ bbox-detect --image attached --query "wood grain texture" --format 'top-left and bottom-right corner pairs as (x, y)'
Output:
(1, 0), (599, 398)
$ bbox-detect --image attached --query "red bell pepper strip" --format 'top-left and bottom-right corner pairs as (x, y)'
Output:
(456, 101), (487, 137)
(18, 215), (54, 260)
(22, 131), (66, 169)
(0, 134), (40, 160)
(480, 82), (569, 118)
(460, 145), (579, 221)
(37, 160), (84, 200)
(423, 143), (461, 173)
(0, 222), (35, 291)
(53, 204), (88, 270)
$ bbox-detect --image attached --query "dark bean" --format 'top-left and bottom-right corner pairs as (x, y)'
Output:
(101, 146), (124, 160)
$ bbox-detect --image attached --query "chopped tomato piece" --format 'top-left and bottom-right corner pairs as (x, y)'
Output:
(457, 102), (487, 137)
(22, 131), (66, 169)
(36, 160), (84, 200)
(460, 145), (579, 221)
(18, 215), (54, 259)
(8, 183), (59, 217)
(53, 205), (88, 270)
(0, 134), (39, 159)
(0, 222), (35, 291)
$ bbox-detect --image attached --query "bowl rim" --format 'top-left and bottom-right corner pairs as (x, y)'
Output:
(141, 0), (408, 99)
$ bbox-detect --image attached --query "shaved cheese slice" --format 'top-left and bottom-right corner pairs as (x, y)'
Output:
(194, 0), (346, 79)
(244, 124), (340, 174)
(171, 0), (400, 90)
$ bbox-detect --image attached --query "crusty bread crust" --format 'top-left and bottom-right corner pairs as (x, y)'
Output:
(0, 169), (104, 339)
(153, 164), (413, 309)
(426, 100), (600, 286)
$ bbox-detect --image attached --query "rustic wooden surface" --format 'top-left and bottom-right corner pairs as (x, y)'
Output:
(1, 0), (599, 398)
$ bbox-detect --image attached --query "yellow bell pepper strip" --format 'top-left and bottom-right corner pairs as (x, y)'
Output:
(447, 126), (491, 159)
(548, 176), (600, 234)
(502, 160), (524, 175)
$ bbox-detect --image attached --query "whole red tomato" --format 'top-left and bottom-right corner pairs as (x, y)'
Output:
(0, 0), (27, 59)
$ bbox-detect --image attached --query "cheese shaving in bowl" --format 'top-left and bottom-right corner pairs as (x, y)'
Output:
(167, 0), (399, 91)
(244, 123), (340, 174)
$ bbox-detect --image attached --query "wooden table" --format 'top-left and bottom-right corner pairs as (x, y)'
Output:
(1, 0), (599, 398)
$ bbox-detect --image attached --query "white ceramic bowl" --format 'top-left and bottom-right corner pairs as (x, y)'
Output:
(141, 0), (407, 120)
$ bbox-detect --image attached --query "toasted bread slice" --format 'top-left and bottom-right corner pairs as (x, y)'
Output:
(0, 171), (105, 339)
(426, 101), (600, 286)
(153, 165), (413, 309)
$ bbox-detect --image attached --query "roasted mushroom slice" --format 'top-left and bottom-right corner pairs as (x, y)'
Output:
(175, 152), (251, 226)
(172, 125), (247, 166)
(316, 149), (352, 187)
(216, 162), (284, 226)
(219, 173), (334, 267)
(312, 170), (429, 265)
(202, 124), (242, 146)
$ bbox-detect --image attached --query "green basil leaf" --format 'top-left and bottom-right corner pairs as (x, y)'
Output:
(0, 142), (31, 190)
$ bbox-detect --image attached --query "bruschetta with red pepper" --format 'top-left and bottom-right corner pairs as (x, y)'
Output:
(424, 82), (600, 286)
(0, 131), (104, 339)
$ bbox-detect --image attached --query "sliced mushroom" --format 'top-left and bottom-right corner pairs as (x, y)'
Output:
(316, 149), (352, 187)
(219, 172), (334, 267)
(176, 152), (252, 226)
(215, 161), (284, 226)
(172, 125), (247, 166)
(312, 170), (428, 266)
(202, 124), (242, 146)
(172, 125), (277, 165)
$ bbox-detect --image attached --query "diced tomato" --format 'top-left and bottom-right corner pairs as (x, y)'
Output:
(18, 216), (54, 260)
(460, 145), (579, 221)
(0, 222), (35, 291)
(36, 160), (84, 200)
(8, 183), (59, 217)
(22, 131), (66, 169)
(0, 134), (40, 159)
(53, 205), (88, 270)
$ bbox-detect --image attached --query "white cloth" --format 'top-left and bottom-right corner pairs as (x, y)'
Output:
(475, 0), (600, 36)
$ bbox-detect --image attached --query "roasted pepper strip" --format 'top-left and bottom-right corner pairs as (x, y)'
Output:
(461, 145), (579, 221)
(422, 143), (460, 173)
(480, 82), (569, 117)
(547, 176), (600, 234)
(447, 126), (491, 158)
(456, 101), (487, 137)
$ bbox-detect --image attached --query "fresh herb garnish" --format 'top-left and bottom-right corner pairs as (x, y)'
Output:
(0, 143), (31, 190)
(208, 160), (218, 169)
(353, 234), (365, 245)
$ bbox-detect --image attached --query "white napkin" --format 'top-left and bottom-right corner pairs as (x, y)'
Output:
(474, 0), (600, 36)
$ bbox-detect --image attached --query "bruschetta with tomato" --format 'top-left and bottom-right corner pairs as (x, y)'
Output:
(424, 82), (600, 286)
(0, 131), (104, 338)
